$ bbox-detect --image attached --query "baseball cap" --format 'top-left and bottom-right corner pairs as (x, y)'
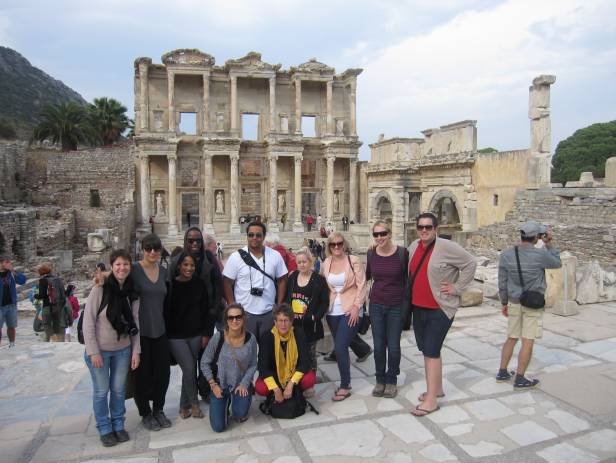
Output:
(519, 220), (544, 238)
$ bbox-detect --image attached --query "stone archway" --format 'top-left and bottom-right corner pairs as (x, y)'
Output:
(373, 191), (393, 223)
(428, 189), (462, 236)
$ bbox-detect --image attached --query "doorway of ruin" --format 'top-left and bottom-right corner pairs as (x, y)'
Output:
(302, 192), (316, 217)
(429, 189), (462, 238)
(240, 183), (262, 217)
(181, 192), (200, 230)
(376, 195), (393, 222)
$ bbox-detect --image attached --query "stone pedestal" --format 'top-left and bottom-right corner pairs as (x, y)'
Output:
(548, 252), (579, 316)
(605, 157), (616, 187)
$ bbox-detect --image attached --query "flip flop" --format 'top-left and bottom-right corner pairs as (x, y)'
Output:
(332, 389), (352, 402)
(417, 392), (445, 402)
(411, 405), (440, 417)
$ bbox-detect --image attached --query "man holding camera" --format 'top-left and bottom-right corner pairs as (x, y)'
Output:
(223, 222), (288, 341)
(496, 220), (561, 389)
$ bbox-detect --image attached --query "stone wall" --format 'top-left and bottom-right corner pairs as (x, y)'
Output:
(0, 208), (36, 261)
(469, 187), (616, 267)
(0, 141), (27, 202)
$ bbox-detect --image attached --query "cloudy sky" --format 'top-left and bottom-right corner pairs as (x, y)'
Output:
(1, 0), (615, 159)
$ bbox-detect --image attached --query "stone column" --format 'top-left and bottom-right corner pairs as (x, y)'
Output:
(349, 158), (357, 223)
(202, 151), (214, 234)
(269, 76), (276, 133)
(528, 74), (556, 189)
(139, 63), (149, 131)
(230, 74), (238, 135)
(349, 81), (357, 136)
(269, 155), (279, 232)
(167, 154), (178, 236)
(294, 78), (302, 134)
(326, 154), (335, 221)
(167, 71), (175, 132)
(326, 80), (333, 135)
(293, 155), (304, 232)
(202, 73), (210, 133)
(229, 153), (240, 234)
(138, 153), (150, 224)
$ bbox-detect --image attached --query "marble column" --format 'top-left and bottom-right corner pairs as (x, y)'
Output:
(230, 75), (238, 135)
(326, 80), (333, 135)
(202, 73), (210, 134)
(293, 155), (303, 232)
(167, 154), (178, 236)
(269, 155), (279, 231)
(349, 158), (357, 223)
(269, 76), (276, 133)
(202, 151), (214, 234)
(138, 153), (150, 224)
(229, 153), (240, 234)
(167, 71), (175, 132)
(295, 78), (302, 134)
(138, 63), (149, 131)
(326, 154), (335, 222)
(349, 81), (357, 136)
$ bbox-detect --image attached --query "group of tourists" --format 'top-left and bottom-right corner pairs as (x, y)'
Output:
(79, 210), (561, 446)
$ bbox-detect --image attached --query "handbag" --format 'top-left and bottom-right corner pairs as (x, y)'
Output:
(358, 312), (370, 335)
(514, 246), (545, 310)
(259, 385), (310, 419)
(125, 368), (136, 400)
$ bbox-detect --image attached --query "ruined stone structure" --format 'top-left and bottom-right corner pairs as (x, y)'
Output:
(133, 49), (362, 238)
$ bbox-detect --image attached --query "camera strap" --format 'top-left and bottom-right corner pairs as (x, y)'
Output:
(238, 249), (276, 284)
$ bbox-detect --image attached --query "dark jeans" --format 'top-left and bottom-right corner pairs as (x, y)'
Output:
(209, 386), (252, 433)
(413, 307), (454, 359)
(168, 336), (201, 409)
(370, 302), (402, 385)
(326, 318), (371, 359)
(135, 334), (171, 416)
(327, 314), (360, 389)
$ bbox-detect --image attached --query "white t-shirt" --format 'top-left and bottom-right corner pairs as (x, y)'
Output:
(327, 271), (346, 316)
(223, 246), (288, 315)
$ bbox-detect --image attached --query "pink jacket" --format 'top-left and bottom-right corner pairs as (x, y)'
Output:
(321, 255), (367, 314)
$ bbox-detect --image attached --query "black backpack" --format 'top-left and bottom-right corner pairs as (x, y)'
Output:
(259, 384), (319, 419)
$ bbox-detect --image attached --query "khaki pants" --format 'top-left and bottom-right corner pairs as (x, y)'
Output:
(507, 303), (544, 340)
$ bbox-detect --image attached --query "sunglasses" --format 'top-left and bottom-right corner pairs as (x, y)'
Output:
(187, 238), (203, 244)
(227, 314), (243, 322)
(143, 246), (162, 252)
(329, 241), (344, 248)
(247, 232), (263, 238)
(372, 231), (389, 238)
(417, 224), (434, 231)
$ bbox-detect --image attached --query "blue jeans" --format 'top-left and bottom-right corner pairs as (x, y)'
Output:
(209, 386), (252, 433)
(84, 346), (131, 436)
(370, 302), (402, 385)
(0, 304), (18, 328)
(327, 314), (360, 389)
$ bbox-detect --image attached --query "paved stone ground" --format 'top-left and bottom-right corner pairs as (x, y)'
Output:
(2, 300), (616, 463)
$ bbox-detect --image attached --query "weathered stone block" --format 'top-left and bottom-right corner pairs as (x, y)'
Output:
(605, 157), (616, 187)
(87, 233), (106, 252)
(461, 289), (483, 307)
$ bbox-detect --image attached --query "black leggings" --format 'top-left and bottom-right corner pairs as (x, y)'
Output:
(134, 334), (171, 416)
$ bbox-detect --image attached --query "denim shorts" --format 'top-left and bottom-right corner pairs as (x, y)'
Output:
(0, 304), (18, 328)
(413, 306), (453, 358)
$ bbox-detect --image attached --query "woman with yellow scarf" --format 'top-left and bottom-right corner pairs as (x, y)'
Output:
(255, 303), (315, 401)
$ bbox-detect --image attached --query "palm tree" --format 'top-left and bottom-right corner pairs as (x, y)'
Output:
(88, 97), (130, 145)
(32, 102), (94, 151)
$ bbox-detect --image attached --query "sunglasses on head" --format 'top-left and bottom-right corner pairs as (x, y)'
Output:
(329, 241), (344, 248)
(372, 231), (389, 238)
(247, 232), (263, 238)
(143, 246), (161, 252)
(187, 238), (203, 244)
(417, 224), (434, 231)
(227, 314), (243, 321)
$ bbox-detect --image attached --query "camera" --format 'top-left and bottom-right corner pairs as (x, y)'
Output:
(250, 287), (264, 297)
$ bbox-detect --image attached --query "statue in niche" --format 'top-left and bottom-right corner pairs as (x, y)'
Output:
(155, 192), (165, 217)
(154, 111), (163, 131)
(336, 119), (344, 136)
(334, 191), (340, 212)
(216, 112), (224, 131)
(215, 190), (225, 214)
(280, 115), (289, 134)
(278, 192), (286, 213)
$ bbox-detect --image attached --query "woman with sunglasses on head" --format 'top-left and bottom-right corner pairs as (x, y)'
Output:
(201, 303), (257, 432)
(366, 221), (409, 399)
(164, 251), (212, 419)
(131, 233), (172, 431)
(321, 232), (367, 401)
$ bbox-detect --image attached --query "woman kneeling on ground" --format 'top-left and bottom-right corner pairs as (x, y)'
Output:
(83, 249), (140, 447)
(201, 303), (257, 432)
(255, 303), (316, 404)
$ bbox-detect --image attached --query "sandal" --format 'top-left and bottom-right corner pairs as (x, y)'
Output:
(332, 388), (352, 402)
(411, 405), (440, 417)
(179, 408), (191, 419)
(418, 392), (445, 402)
(191, 405), (204, 419)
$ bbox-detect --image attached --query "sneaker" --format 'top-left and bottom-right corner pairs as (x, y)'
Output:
(513, 376), (540, 390)
(100, 432), (118, 447)
(372, 383), (385, 397)
(114, 430), (130, 443)
(323, 351), (336, 362)
(495, 370), (514, 382)
(142, 413), (161, 431)
(356, 347), (373, 363)
(383, 384), (398, 398)
(153, 410), (172, 428)
(9, 342), (15, 348)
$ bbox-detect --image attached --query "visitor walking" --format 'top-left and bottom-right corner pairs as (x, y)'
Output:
(65, 284), (80, 342)
(0, 256), (26, 347)
(36, 262), (70, 342)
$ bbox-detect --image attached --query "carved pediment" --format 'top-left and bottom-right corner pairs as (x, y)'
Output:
(161, 49), (215, 67)
(225, 52), (281, 72)
(292, 58), (335, 75)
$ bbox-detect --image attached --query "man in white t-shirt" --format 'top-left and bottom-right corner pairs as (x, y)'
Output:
(223, 222), (288, 340)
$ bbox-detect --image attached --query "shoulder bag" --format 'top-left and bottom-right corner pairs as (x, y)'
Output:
(514, 246), (545, 309)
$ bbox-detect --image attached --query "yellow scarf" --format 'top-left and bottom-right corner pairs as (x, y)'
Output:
(271, 325), (298, 387)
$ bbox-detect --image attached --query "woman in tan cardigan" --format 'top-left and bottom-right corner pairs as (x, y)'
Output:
(321, 232), (367, 401)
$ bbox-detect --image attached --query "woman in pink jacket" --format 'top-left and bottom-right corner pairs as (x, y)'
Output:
(321, 232), (367, 401)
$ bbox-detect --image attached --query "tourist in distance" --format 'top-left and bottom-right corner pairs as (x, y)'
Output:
(223, 221), (288, 341)
(65, 284), (80, 342)
(82, 249), (140, 447)
(321, 232), (367, 401)
(366, 220), (409, 399)
(36, 262), (71, 342)
(201, 303), (257, 432)
(255, 303), (316, 405)
(496, 221), (561, 389)
(284, 247), (329, 397)
(265, 234), (297, 274)
(408, 213), (476, 416)
(131, 234), (171, 431)
(164, 251), (212, 419)
(0, 256), (26, 347)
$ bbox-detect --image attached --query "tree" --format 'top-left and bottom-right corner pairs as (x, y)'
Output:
(88, 97), (131, 145)
(478, 147), (498, 153)
(32, 102), (95, 151)
(552, 120), (616, 183)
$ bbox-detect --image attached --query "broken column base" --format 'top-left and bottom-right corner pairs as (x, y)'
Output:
(549, 301), (580, 317)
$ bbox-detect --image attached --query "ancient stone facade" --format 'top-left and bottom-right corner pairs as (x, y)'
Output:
(0, 141), (27, 203)
(133, 49), (362, 237)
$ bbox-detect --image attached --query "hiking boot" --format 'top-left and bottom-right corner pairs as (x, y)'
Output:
(495, 369), (514, 382)
(356, 347), (373, 363)
(372, 383), (385, 397)
(513, 376), (540, 390)
(383, 384), (398, 398)
(323, 351), (336, 362)
(153, 410), (172, 428)
(142, 413), (161, 431)
(114, 430), (130, 443)
(100, 432), (118, 447)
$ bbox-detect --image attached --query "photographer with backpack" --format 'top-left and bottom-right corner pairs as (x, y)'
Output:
(36, 262), (71, 342)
